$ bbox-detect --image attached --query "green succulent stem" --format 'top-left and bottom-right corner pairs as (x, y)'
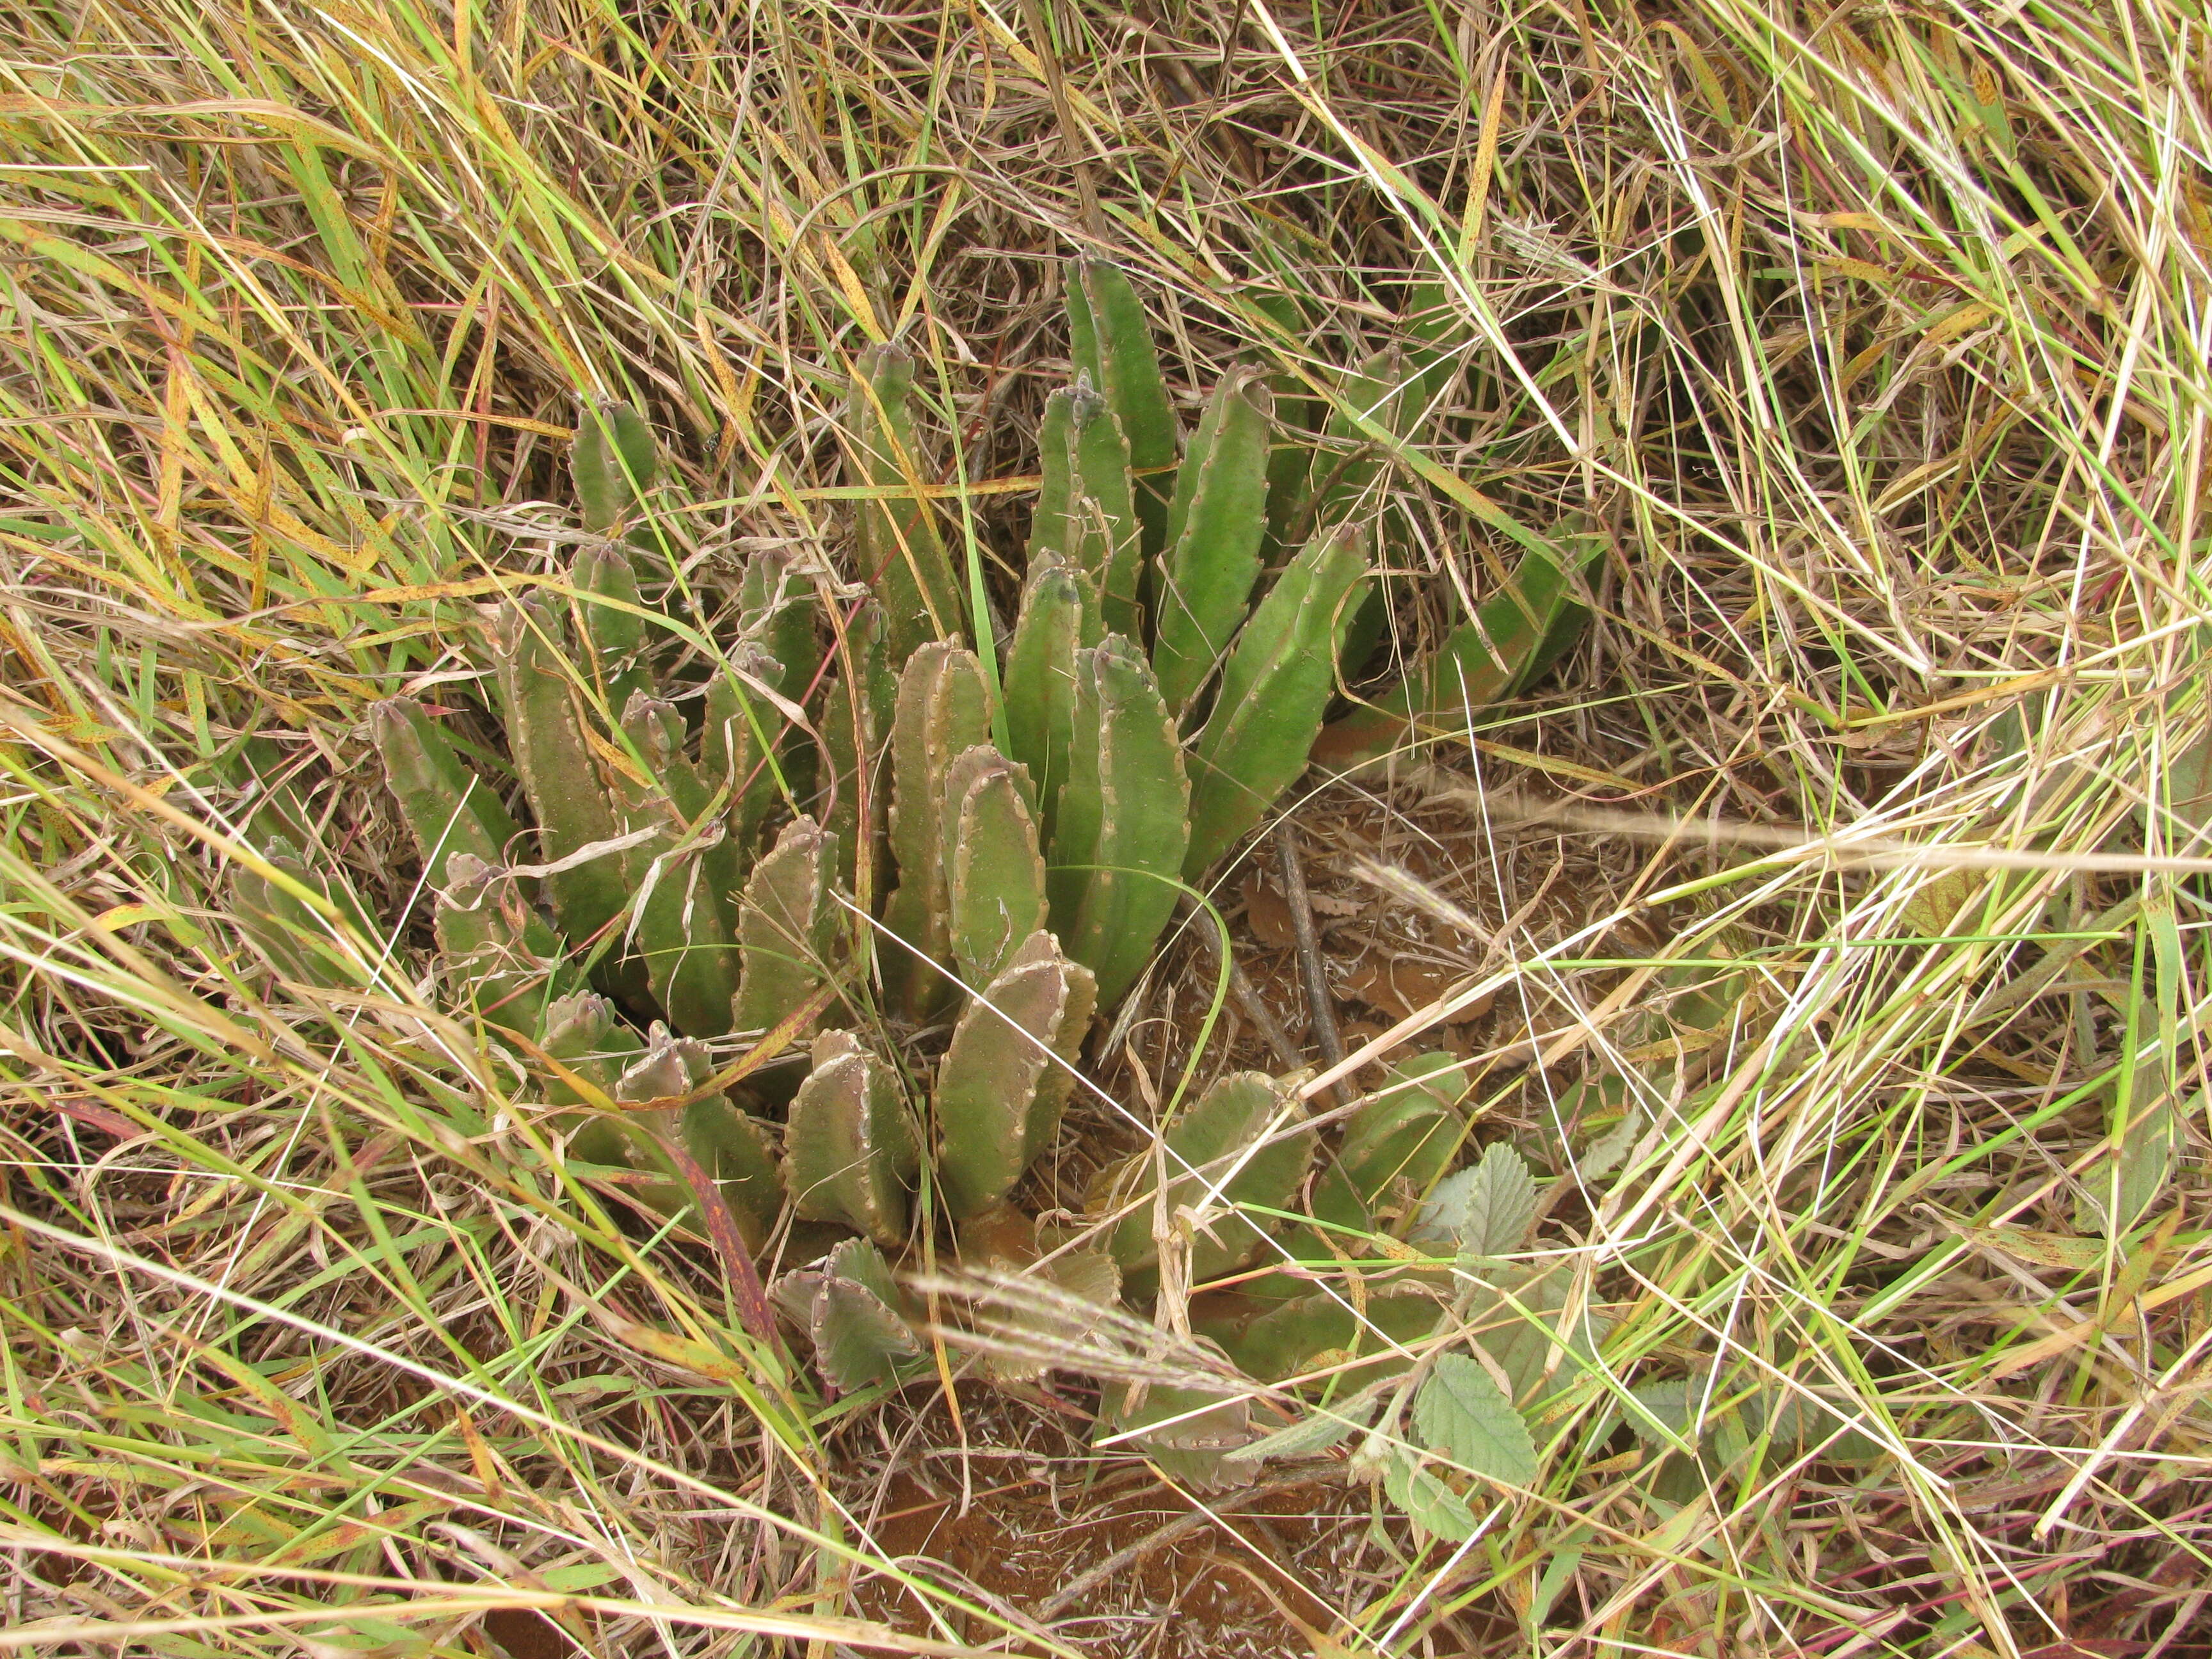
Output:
(933, 931), (1096, 1219)
(1046, 637), (1190, 1010)
(572, 401), (658, 533)
(487, 598), (630, 957)
(883, 643), (991, 1017)
(847, 343), (963, 664)
(1151, 370), (1274, 717)
(1065, 259), (1178, 565)
(367, 698), (524, 885)
(1310, 536), (1598, 772)
(1182, 524), (1370, 876)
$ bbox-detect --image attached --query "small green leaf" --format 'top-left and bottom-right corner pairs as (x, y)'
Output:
(1381, 1445), (1479, 1541)
(1463, 1261), (1608, 1406)
(1413, 1353), (1539, 1486)
(1413, 1143), (1537, 1256)
(1621, 1375), (1709, 1455)
(1224, 1383), (1384, 1464)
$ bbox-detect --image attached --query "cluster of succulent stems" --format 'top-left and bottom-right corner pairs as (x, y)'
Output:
(236, 259), (1594, 1459)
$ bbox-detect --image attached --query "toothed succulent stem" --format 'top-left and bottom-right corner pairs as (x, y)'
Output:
(230, 836), (367, 990)
(1001, 557), (1091, 850)
(1095, 1070), (1313, 1284)
(487, 597), (629, 956)
(882, 642), (991, 1016)
(820, 601), (895, 912)
(770, 1238), (919, 1395)
(1046, 638), (1189, 1011)
(933, 931), (1096, 1218)
(573, 543), (652, 711)
(729, 815), (840, 1040)
(1311, 536), (1596, 771)
(785, 1030), (918, 1244)
(1032, 383), (1141, 636)
(703, 642), (787, 883)
(1066, 259), (1178, 564)
(846, 343), (964, 663)
(1151, 369), (1274, 717)
(367, 698), (524, 885)
(1182, 524), (1370, 876)
(572, 401), (658, 533)
(941, 744), (1047, 988)
(431, 853), (564, 1032)
(616, 693), (742, 1039)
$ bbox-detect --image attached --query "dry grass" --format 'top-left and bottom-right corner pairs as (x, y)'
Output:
(3, 0), (2210, 1654)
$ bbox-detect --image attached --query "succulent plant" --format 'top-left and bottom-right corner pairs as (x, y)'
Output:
(1091, 1070), (1314, 1288)
(295, 401), (1284, 1415)
(229, 262), (1592, 1452)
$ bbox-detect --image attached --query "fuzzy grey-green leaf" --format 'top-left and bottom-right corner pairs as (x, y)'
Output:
(1414, 1353), (1539, 1486)
(1382, 1447), (1480, 1541)
(1413, 1142), (1538, 1257)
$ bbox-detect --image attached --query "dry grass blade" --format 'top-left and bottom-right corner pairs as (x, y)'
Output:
(910, 1266), (1257, 1395)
